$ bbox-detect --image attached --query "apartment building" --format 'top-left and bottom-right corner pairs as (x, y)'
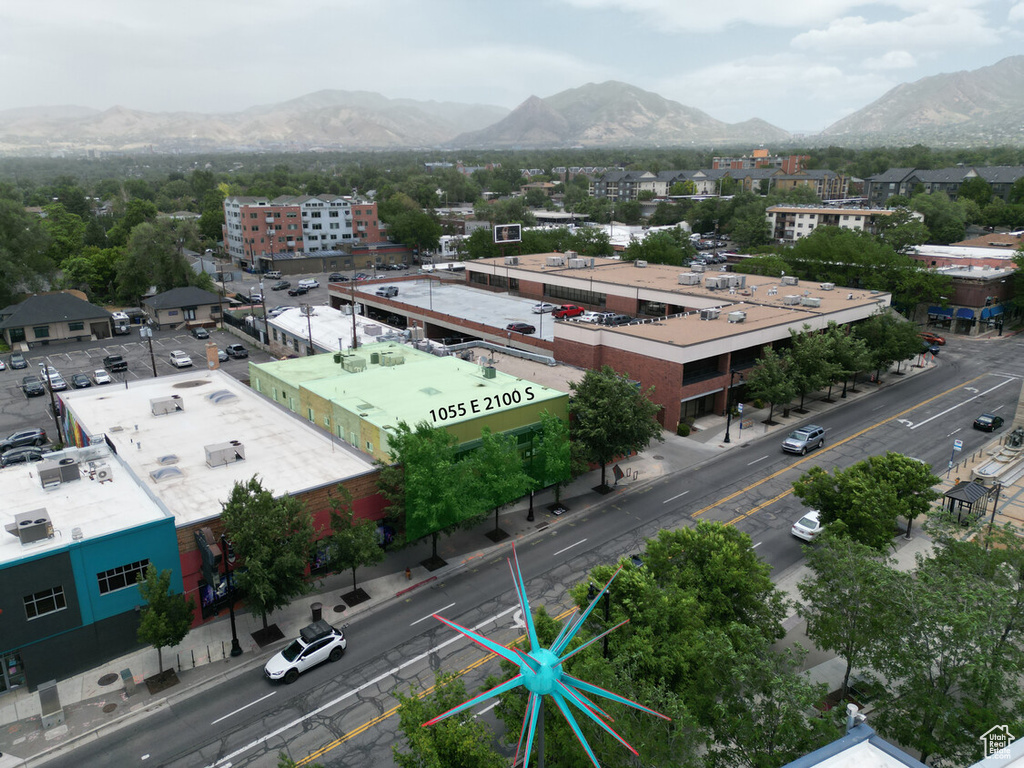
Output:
(767, 204), (920, 243)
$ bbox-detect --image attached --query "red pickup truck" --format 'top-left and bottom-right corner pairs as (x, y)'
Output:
(552, 304), (584, 319)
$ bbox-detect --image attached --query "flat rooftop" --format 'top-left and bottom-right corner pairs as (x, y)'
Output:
(269, 304), (403, 351)
(59, 369), (376, 528)
(1, 444), (169, 567)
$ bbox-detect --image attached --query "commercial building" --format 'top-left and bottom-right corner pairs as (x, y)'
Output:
(222, 195), (385, 270)
(248, 341), (569, 463)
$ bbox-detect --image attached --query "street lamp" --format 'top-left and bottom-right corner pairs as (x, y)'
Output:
(220, 533), (243, 657)
(39, 363), (66, 446)
(586, 583), (612, 659)
(723, 369), (744, 444)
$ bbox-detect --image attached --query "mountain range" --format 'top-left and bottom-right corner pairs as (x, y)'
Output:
(1, 56), (1022, 154)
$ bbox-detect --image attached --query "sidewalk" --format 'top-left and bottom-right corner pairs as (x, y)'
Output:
(0, 350), (968, 766)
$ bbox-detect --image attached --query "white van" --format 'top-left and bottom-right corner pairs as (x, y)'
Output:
(265, 270), (282, 280)
(298, 278), (320, 290)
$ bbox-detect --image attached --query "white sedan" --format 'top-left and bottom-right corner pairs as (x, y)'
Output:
(93, 369), (112, 385)
(531, 303), (557, 314)
(791, 509), (823, 542)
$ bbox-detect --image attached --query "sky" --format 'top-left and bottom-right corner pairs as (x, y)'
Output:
(4, 0), (1024, 134)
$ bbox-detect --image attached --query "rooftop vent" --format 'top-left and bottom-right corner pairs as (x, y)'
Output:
(783, 294), (801, 305)
(781, 275), (799, 286)
(149, 466), (184, 483)
(4, 509), (54, 545)
(699, 308), (721, 321)
(802, 296), (822, 307)
(820, 282), (835, 291)
(727, 310), (747, 323)
(564, 250), (578, 259)
(504, 256), (519, 266)
(568, 258), (587, 269)
(150, 395), (183, 416)
(546, 255), (565, 267)
(205, 390), (238, 405)
(205, 440), (245, 468)
(634, 260), (648, 268)
(691, 263), (705, 273)
(677, 272), (700, 285)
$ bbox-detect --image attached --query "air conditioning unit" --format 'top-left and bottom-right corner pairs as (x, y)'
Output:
(39, 460), (63, 489)
(725, 274), (746, 288)
(781, 275), (798, 286)
(151, 395), (184, 416)
(699, 308), (721, 321)
(783, 294), (801, 305)
(568, 258), (587, 269)
(342, 357), (366, 373)
(205, 441), (245, 468)
(678, 272), (700, 285)
(546, 255), (565, 267)
(705, 276), (727, 290)
(380, 353), (405, 367)
(819, 282), (835, 291)
(4, 509), (54, 545)
(634, 260), (648, 268)
(94, 463), (113, 483)
(802, 296), (822, 307)
(504, 256), (519, 266)
(691, 263), (705, 273)
(727, 311), (747, 323)
(564, 250), (578, 259)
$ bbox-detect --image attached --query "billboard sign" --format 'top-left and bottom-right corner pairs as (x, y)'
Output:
(493, 223), (522, 244)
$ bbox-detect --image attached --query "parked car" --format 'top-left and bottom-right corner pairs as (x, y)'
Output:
(328, 273), (345, 281)
(354, 273), (371, 281)
(0, 359), (6, 371)
(791, 509), (823, 542)
(264, 620), (347, 684)
(918, 331), (946, 346)
(270, 280), (292, 291)
(552, 304), (585, 319)
(22, 375), (45, 397)
(71, 373), (92, 389)
(921, 341), (941, 356)
(974, 413), (1005, 432)
(9, 352), (27, 369)
(217, 348), (229, 362)
(248, 292), (264, 304)
(93, 369), (112, 385)
(782, 424), (826, 455)
(287, 285), (308, 297)
(268, 305), (289, 318)
(375, 286), (399, 298)
(225, 343), (248, 359)
(191, 327), (210, 340)
(0, 428), (47, 452)
(169, 350), (193, 368)
(43, 366), (67, 391)
(103, 354), (128, 373)
(532, 302), (557, 314)
(0, 446), (45, 468)
(598, 314), (634, 326)
(579, 311), (613, 323)
(506, 322), (536, 335)
(298, 278), (320, 290)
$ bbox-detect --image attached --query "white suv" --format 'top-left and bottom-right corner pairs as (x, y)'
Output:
(169, 350), (193, 368)
(264, 620), (347, 684)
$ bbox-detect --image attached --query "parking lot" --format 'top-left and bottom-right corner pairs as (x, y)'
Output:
(0, 325), (274, 447)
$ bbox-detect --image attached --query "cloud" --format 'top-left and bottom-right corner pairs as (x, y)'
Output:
(1010, 1), (1024, 22)
(864, 50), (918, 70)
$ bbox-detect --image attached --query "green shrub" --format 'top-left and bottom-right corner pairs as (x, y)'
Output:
(677, 422), (691, 437)
(752, 398), (765, 409)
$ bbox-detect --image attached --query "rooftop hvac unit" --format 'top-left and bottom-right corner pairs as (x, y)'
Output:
(820, 282), (835, 291)
(483, 366), (497, 379)
(724, 274), (746, 288)
(705, 276), (727, 289)
(150, 395), (183, 416)
(564, 250), (578, 259)
(205, 440), (245, 468)
(546, 255), (565, 267)
(568, 258), (587, 269)
(504, 256), (519, 266)
(783, 294), (801, 305)
(4, 509), (54, 545)
(801, 296), (822, 307)
(678, 272), (700, 285)
(93, 463), (113, 483)
(342, 357), (366, 373)
(727, 311), (747, 323)
(370, 352), (380, 364)
(39, 460), (63, 489)
(781, 275), (799, 286)
(691, 263), (705, 273)
(364, 324), (382, 336)
(699, 308), (721, 321)
(634, 260), (648, 268)
(380, 353), (405, 367)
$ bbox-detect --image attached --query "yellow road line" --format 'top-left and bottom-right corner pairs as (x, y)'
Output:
(690, 373), (989, 522)
(298, 606), (578, 765)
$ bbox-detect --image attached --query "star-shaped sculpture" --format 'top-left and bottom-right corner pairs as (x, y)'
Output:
(423, 546), (670, 768)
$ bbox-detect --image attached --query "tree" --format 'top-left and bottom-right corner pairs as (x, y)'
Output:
(621, 228), (694, 266)
(323, 485), (385, 596)
(0, 197), (53, 306)
(823, 322), (871, 398)
(393, 672), (505, 768)
(797, 534), (895, 697)
(468, 427), (534, 539)
(745, 347), (796, 424)
(669, 180), (697, 196)
(41, 202), (86, 267)
(107, 198), (158, 246)
(911, 191), (967, 244)
(786, 325), (836, 412)
(853, 310), (922, 379)
(530, 411), (572, 503)
(220, 476), (317, 630)
(874, 207), (929, 254)
(136, 565), (195, 675)
(383, 421), (485, 564)
(957, 176), (993, 207)
(568, 365), (663, 488)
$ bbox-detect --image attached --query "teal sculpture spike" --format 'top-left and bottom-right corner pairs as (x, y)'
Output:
(422, 544), (670, 768)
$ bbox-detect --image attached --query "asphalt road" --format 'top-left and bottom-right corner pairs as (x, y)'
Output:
(54, 334), (1023, 767)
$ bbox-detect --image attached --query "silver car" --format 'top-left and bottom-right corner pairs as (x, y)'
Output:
(781, 425), (825, 455)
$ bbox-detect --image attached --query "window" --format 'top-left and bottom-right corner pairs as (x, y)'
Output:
(68, 321), (84, 332)
(24, 586), (66, 619)
(323, 415), (330, 427)
(32, 326), (50, 339)
(310, 211), (321, 218)
(329, 211), (339, 217)
(98, 560), (150, 594)
(308, 408), (314, 422)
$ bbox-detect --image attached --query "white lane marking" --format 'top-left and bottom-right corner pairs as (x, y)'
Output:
(411, 602), (455, 626)
(512, 609), (525, 629)
(747, 456), (768, 466)
(910, 378), (1016, 430)
(475, 702), (499, 718)
(553, 539), (587, 557)
(896, 419), (914, 427)
(752, 542), (763, 549)
(204, 605), (520, 768)
(211, 692), (277, 725)
(662, 490), (689, 504)
(947, 427), (962, 437)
